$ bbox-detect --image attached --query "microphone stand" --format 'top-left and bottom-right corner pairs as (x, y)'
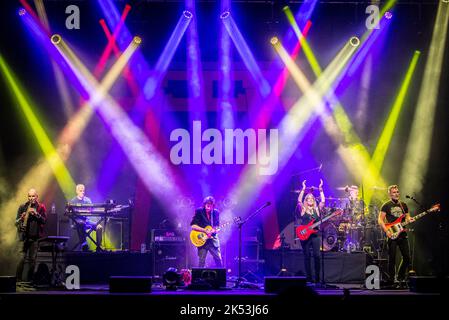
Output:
(234, 202), (271, 288)
(319, 208), (337, 289)
(406, 196), (425, 274)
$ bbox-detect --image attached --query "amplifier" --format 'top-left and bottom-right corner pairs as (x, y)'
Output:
(151, 229), (185, 243)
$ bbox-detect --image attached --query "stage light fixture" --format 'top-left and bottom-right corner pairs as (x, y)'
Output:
(384, 11), (393, 19)
(163, 268), (181, 291)
(133, 36), (142, 44)
(18, 8), (26, 16)
(183, 10), (193, 19)
(270, 37), (279, 45)
(442, 0), (449, 4)
(51, 34), (61, 45)
(350, 37), (360, 47)
(220, 11), (230, 19)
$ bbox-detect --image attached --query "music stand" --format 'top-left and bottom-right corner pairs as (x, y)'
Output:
(234, 202), (271, 288)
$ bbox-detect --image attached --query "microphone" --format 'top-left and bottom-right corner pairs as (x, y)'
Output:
(406, 195), (416, 201)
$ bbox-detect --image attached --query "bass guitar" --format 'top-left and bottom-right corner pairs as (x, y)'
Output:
(190, 220), (235, 247)
(385, 203), (440, 239)
(295, 209), (342, 241)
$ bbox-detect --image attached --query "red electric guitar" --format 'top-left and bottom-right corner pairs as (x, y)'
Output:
(384, 203), (440, 239)
(295, 209), (342, 241)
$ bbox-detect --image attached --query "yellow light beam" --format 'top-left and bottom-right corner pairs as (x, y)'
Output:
(400, 1), (449, 195)
(364, 51), (421, 205)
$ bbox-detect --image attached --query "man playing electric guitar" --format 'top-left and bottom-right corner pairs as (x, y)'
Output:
(378, 185), (414, 288)
(190, 196), (223, 268)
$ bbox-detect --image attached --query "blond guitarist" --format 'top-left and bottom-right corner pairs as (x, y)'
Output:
(190, 196), (223, 268)
(378, 185), (414, 288)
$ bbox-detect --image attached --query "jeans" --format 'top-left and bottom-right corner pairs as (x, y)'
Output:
(197, 240), (222, 268)
(300, 234), (321, 282)
(387, 234), (411, 282)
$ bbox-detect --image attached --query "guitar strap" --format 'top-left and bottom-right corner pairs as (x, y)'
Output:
(398, 201), (407, 216)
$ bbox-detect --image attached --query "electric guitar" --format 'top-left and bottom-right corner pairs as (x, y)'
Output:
(295, 209), (343, 241)
(190, 220), (236, 247)
(384, 203), (440, 239)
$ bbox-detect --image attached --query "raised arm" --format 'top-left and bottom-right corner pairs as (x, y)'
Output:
(318, 179), (325, 209)
(298, 180), (306, 204)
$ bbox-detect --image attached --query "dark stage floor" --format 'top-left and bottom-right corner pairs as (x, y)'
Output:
(1, 282), (445, 318)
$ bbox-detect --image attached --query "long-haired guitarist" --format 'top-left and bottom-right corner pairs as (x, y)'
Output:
(297, 179), (325, 284)
(15, 188), (47, 282)
(378, 185), (414, 288)
(190, 196), (223, 268)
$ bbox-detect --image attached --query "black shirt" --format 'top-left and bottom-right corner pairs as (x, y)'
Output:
(16, 202), (47, 240)
(190, 208), (220, 228)
(298, 206), (321, 231)
(381, 200), (409, 223)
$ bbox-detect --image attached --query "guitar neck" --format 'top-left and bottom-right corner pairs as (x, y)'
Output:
(402, 210), (431, 227)
(311, 212), (336, 229)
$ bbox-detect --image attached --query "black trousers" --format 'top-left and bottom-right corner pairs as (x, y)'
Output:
(16, 239), (39, 282)
(387, 234), (411, 282)
(300, 234), (321, 282)
(197, 241), (222, 268)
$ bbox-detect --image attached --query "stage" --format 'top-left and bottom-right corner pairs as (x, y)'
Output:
(1, 283), (445, 318)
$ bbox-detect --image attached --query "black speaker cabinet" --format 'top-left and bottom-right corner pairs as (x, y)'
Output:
(0, 276), (16, 292)
(409, 276), (443, 293)
(109, 276), (152, 293)
(153, 242), (187, 276)
(191, 268), (227, 289)
(264, 276), (307, 293)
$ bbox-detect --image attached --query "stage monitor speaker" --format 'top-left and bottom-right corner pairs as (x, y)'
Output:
(191, 268), (226, 289)
(0, 276), (16, 292)
(109, 276), (152, 293)
(409, 276), (443, 293)
(264, 276), (307, 293)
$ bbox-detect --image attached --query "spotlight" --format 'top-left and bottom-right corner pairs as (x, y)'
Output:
(163, 267), (181, 291)
(350, 36), (360, 47)
(270, 37), (279, 45)
(220, 11), (230, 19)
(442, 0), (449, 4)
(133, 36), (142, 44)
(384, 11), (393, 19)
(183, 10), (193, 19)
(18, 8), (26, 16)
(51, 34), (61, 45)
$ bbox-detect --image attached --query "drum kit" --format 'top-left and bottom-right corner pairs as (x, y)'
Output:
(319, 197), (385, 253)
(292, 185), (386, 253)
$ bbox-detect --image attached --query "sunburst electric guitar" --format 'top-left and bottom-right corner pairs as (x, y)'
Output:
(385, 203), (440, 239)
(190, 219), (236, 247)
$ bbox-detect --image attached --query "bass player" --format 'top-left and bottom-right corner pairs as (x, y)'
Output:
(378, 185), (414, 288)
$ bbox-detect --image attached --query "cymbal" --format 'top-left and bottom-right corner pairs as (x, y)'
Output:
(335, 186), (349, 191)
(325, 197), (346, 201)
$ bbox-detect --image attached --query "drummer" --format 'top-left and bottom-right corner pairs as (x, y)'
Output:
(344, 185), (365, 225)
